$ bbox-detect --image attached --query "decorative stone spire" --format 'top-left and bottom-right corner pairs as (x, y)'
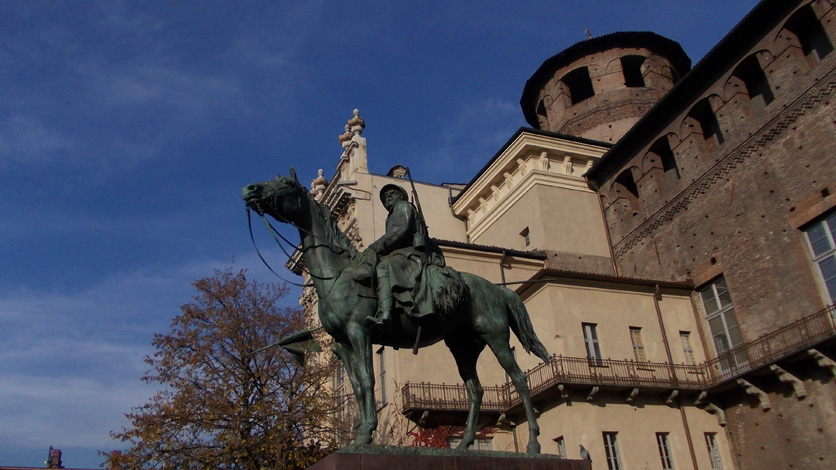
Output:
(310, 169), (328, 200)
(336, 109), (368, 181)
(338, 124), (352, 148)
(348, 109), (365, 135)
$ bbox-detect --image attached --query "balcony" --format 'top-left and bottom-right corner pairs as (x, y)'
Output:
(401, 305), (836, 416)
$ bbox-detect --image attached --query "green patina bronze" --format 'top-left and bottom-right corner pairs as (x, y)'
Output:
(242, 168), (550, 454)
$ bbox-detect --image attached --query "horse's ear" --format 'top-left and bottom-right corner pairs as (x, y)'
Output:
(290, 167), (299, 183)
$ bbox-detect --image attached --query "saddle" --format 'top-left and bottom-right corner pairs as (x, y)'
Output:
(349, 255), (466, 319)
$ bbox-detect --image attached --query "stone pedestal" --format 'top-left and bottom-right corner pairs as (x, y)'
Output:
(308, 445), (591, 470)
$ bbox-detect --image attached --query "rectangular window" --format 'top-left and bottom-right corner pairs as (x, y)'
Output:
(657, 432), (674, 469)
(335, 366), (344, 389)
(583, 323), (602, 365)
(603, 432), (623, 470)
(705, 433), (723, 470)
(447, 437), (493, 451)
(803, 210), (836, 304)
(377, 347), (387, 406)
(630, 327), (646, 362)
(554, 436), (566, 459)
(680, 331), (695, 365)
(699, 277), (746, 372)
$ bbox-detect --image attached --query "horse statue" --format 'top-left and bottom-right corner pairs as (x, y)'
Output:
(242, 168), (550, 453)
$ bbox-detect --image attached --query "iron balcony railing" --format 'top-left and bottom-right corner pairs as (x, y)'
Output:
(401, 304), (836, 414)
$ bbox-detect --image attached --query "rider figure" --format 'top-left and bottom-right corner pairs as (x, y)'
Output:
(364, 184), (442, 327)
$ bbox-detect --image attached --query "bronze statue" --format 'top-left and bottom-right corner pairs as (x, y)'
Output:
(364, 184), (446, 327)
(243, 169), (550, 453)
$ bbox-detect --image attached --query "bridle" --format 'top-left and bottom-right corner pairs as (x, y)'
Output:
(245, 179), (354, 286)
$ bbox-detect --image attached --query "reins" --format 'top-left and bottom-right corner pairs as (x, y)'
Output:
(247, 207), (311, 288)
(246, 187), (354, 286)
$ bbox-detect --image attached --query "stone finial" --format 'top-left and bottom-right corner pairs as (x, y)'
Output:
(338, 124), (352, 148)
(348, 109), (365, 135)
(310, 169), (328, 200)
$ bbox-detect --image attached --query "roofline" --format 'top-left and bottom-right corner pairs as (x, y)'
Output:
(451, 127), (611, 204)
(520, 31), (692, 128)
(514, 268), (695, 295)
(585, 0), (799, 184)
(435, 238), (548, 260)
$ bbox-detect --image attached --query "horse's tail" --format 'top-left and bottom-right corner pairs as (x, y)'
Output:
(505, 289), (551, 363)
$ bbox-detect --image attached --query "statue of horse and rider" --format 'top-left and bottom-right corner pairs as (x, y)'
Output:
(242, 168), (550, 453)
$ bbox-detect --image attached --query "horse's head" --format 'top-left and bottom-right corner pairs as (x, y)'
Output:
(242, 167), (306, 223)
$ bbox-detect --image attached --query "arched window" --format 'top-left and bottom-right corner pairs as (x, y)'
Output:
(536, 99), (548, 129)
(649, 137), (680, 187)
(614, 169), (640, 215)
(562, 67), (595, 104)
(784, 4), (833, 63)
(621, 55), (646, 88)
(687, 98), (724, 147)
(731, 55), (774, 111)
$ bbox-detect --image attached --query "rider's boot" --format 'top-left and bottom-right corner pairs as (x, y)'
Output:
(366, 275), (393, 327)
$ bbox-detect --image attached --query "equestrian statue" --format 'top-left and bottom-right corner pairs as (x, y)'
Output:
(242, 168), (550, 453)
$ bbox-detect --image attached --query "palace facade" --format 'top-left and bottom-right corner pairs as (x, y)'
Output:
(296, 1), (836, 468)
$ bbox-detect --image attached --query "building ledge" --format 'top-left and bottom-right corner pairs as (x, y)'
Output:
(401, 304), (836, 417)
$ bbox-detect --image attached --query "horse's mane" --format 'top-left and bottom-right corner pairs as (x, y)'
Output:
(300, 185), (359, 257)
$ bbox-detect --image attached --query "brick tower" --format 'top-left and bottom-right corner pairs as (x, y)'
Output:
(520, 32), (691, 143)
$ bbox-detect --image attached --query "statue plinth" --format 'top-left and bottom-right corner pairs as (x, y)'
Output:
(308, 445), (591, 470)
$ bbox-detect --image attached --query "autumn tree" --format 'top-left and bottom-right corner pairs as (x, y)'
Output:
(104, 268), (341, 469)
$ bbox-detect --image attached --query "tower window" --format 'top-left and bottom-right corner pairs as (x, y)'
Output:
(785, 4), (833, 63)
(536, 99), (549, 129)
(649, 137), (680, 187)
(732, 55), (774, 111)
(687, 98), (724, 147)
(621, 55), (646, 88)
(562, 67), (595, 104)
(614, 169), (640, 215)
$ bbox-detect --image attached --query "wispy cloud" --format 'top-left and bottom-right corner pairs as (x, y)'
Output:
(0, 254), (296, 458)
(0, 373), (156, 449)
(426, 97), (521, 181)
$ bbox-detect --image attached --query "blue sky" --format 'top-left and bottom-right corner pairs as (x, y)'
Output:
(1, 1), (760, 467)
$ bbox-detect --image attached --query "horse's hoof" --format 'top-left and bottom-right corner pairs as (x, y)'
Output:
(455, 441), (473, 451)
(526, 442), (541, 454)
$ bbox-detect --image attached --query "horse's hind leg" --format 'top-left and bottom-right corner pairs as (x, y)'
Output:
(485, 337), (541, 454)
(445, 334), (486, 451)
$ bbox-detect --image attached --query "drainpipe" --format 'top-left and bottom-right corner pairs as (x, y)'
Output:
(587, 176), (619, 276)
(655, 284), (698, 470)
(448, 185), (470, 243)
(498, 249), (519, 451)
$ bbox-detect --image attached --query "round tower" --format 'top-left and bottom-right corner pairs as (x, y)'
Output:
(520, 32), (691, 143)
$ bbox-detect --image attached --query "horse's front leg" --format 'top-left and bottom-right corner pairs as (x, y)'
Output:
(345, 322), (377, 445)
(332, 341), (368, 443)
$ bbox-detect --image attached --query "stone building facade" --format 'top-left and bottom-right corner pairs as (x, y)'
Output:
(297, 1), (836, 469)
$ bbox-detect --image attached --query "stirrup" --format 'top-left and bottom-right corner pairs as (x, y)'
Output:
(365, 311), (390, 328)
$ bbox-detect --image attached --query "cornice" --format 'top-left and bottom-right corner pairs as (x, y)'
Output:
(453, 131), (605, 238)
